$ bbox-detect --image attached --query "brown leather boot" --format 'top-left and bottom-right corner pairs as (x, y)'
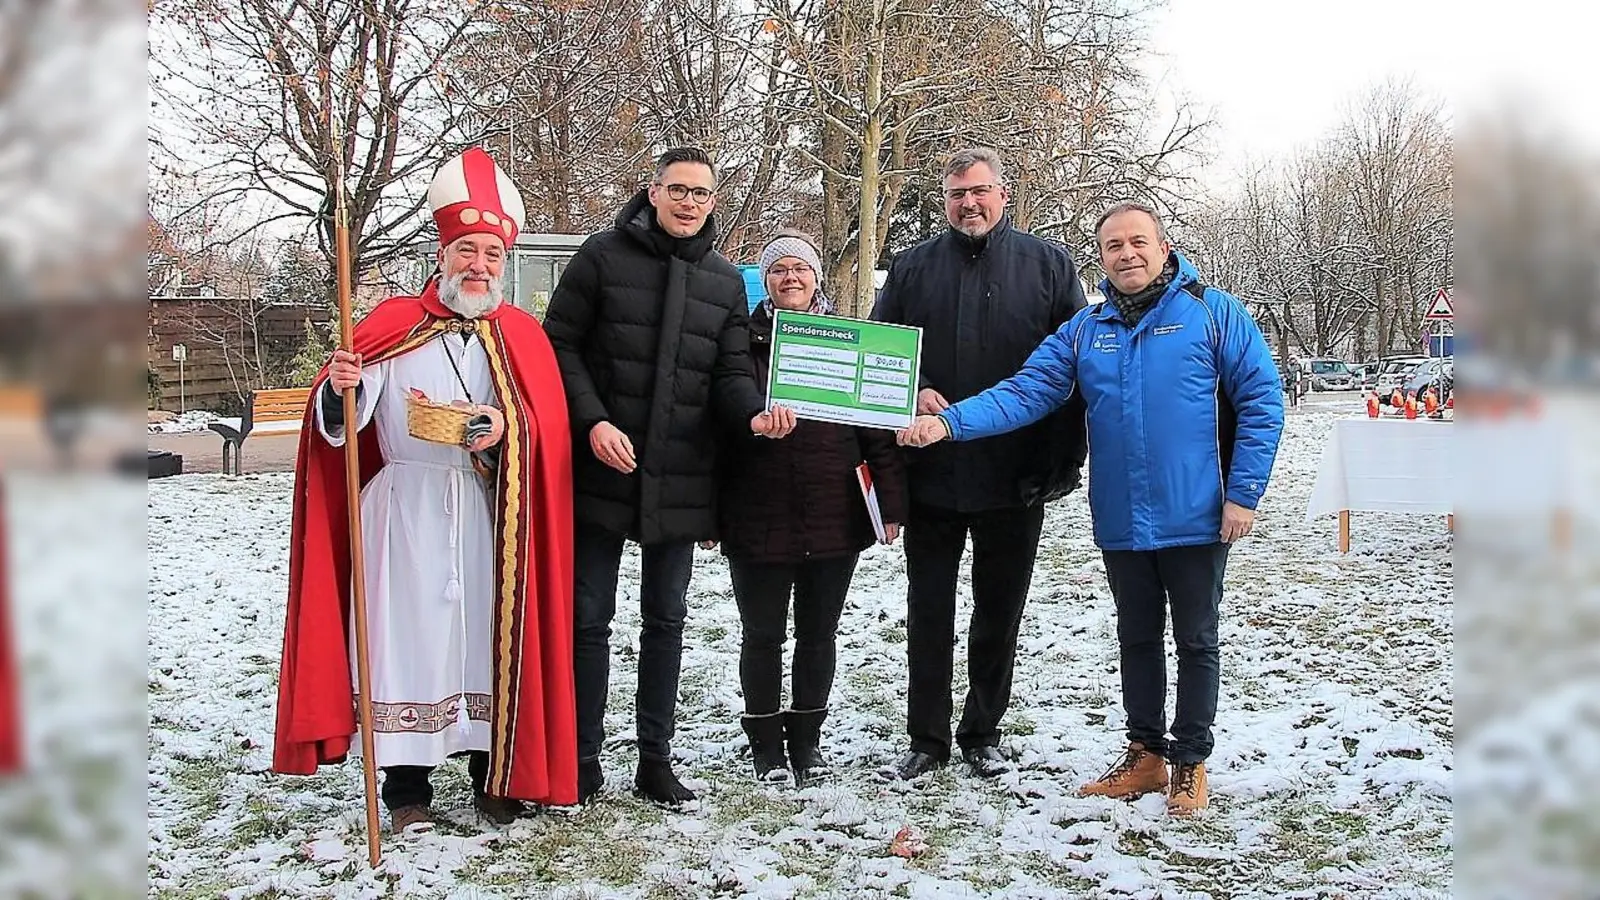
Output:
(390, 805), (433, 833)
(1077, 742), (1169, 799)
(1167, 761), (1207, 815)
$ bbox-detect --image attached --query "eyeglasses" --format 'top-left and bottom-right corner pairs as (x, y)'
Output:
(656, 182), (715, 204)
(767, 263), (813, 279)
(942, 184), (999, 202)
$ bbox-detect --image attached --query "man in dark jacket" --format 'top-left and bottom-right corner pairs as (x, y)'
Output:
(870, 147), (1088, 781)
(544, 147), (796, 808)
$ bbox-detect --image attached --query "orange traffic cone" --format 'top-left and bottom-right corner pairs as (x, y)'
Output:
(1389, 388), (1404, 414)
(1404, 391), (1418, 419)
(1366, 390), (1380, 418)
(1423, 386), (1439, 415)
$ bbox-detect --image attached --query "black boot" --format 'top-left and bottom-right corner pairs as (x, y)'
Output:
(740, 712), (792, 785)
(633, 758), (697, 808)
(784, 708), (830, 786)
(578, 758), (605, 804)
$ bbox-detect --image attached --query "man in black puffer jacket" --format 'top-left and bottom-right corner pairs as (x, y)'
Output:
(871, 147), (1089, 782)
(544, 147), (797, 808)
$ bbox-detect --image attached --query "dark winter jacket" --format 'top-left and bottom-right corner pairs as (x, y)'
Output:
(870, 217), (1089, 513)
(543, 191), (766, 544)
(716, 306), (909, 563)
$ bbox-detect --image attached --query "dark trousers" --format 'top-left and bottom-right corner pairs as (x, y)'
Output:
(727, 554), (858, 714)
(381, 750), (488, 811)
(1101, 542), (1230, 764)
(903, 503), (1045, 758)
(572, 522), (695, 763)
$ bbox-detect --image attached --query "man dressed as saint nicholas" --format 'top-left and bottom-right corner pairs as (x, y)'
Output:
(272, 147), (577, 832)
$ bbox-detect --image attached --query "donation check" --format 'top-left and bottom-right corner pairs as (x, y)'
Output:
(766, 310), (923, 429)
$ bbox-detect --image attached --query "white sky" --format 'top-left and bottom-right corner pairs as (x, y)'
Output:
(1142, 0), (1600, 196)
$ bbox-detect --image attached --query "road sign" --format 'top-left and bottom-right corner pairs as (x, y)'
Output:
(1423, 288), (1453, 321)
(172, 343), (188, 362)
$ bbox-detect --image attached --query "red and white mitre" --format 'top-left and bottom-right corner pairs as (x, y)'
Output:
(427, 147), (526, 249)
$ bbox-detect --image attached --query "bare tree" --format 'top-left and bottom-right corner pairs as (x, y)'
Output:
(1, 0), (143, 300)
(449, 0), (658, 234)
(149, 0), (500, 288)
(1457, 108), (1600, 366)
(993, 0), (1208, 258)
(750, 0), (1056, 314)
(1184, 81), (1452, 362)
(1338, 79), (1453, 357)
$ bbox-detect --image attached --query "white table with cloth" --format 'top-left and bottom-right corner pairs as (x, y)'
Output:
(1306, 415), (1574, 552)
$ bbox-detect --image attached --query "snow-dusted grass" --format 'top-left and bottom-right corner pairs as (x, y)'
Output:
(149, 410), (223, 434)
(1, 475), (147, 899)
(148, 398), (1455, 898)
(1452, 394), (1600, 899)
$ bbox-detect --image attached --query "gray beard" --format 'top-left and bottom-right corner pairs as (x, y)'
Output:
(438, 271), (504, 318)
(953, 212), (993, 238)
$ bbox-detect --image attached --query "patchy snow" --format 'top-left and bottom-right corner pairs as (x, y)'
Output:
(149, 410), (224, 434)
(1453, 393), (1600, 898)
(148, 396), (1455, 898)
(0, 475), (147, 898)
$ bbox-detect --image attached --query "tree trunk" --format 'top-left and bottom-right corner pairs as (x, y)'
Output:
(849, 0), (888, 319)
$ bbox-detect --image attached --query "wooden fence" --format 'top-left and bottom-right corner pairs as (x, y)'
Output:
(148, 296), (328, 413)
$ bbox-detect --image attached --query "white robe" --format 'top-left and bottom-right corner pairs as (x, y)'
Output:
(317, 333), (499, 768)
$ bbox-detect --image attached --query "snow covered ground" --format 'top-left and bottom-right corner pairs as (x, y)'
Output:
(147, 397), (1457, 899)
(1452, 392), (1600, 899)
(0, 475), (147, 899)
(149, 410), (223, 434)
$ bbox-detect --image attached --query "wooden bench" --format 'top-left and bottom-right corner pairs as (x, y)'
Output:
(208, 387), (312, 474)
(0, 386), (41, 421)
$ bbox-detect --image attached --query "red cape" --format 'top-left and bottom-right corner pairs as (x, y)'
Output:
(0, 485), (17, 774)
(272, 284), (577, 805)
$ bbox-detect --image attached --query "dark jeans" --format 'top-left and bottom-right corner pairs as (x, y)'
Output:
(572, 522), (695, 763)
(1101, 542), (1230, 764)
(381, 750), (488, 811)
(903, 503), (1045, 758)
(727, 554), (858, 714)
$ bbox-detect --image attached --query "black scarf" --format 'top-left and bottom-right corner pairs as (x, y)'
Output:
(1107, 253), (1178, 326)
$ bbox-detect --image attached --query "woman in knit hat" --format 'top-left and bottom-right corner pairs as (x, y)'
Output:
(713, 229), (908, 785)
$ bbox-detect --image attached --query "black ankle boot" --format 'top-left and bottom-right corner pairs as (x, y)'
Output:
(784, 708), (829, 785)
(633, 758), (697, 808)
(740, 712), (792, 784)
(578, 758), (604, 804)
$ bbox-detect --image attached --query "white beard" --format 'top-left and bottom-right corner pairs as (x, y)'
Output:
(438, 270), (505, 319)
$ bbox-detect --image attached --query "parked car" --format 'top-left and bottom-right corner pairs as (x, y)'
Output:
(1380, 356), (1452, 405)
(1301, 357), (1357, 391)
(1374, 355), (1430, 396)
(1348, 360), (1379, 390)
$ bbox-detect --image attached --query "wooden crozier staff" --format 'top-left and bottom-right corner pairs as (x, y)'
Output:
(332, 161), (382, 868)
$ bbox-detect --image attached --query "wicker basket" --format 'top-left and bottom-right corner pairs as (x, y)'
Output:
(405, 394), (473, 446)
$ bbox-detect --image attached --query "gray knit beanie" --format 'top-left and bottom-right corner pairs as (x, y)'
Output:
(757, 231), (832, 315)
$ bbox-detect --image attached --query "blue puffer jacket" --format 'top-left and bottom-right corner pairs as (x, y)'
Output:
(941, 252), (1284, 551)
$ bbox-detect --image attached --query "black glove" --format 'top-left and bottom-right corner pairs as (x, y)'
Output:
(321, 381), (363, 430)
(463, 412), (494, 447)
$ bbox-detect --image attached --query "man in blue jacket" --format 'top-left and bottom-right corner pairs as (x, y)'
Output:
(898, 202), (1284, 815)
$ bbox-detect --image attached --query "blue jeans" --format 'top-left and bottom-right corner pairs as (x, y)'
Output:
(572, 523), (695, 763)
(1101, 542), (1229, 764)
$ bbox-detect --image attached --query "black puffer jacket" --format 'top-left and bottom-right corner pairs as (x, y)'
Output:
(871, 217), (1088, 513)
(717, 306), (909, 564)
(543, 191), (765, 544)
